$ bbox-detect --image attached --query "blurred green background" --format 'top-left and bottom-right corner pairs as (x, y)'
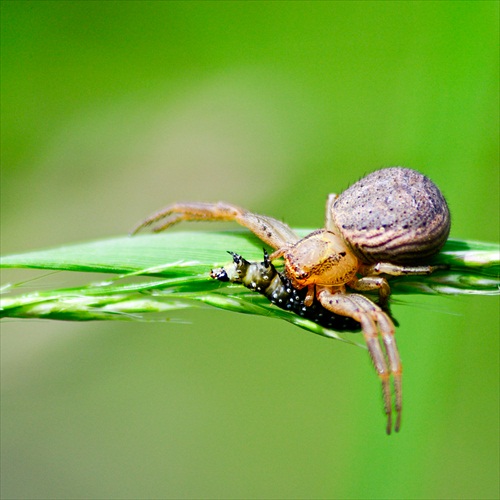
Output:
(1, 1), (499, 499)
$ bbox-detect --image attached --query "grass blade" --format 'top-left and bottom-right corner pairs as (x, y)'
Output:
(1, 231), (498, 344)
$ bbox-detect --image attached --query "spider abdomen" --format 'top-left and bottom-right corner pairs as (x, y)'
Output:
(332, 167), (451, 264)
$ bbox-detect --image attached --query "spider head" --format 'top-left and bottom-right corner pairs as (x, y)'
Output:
(284, 230), (359, 288)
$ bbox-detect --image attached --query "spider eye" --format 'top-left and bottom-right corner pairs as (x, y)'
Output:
(296, 270), (309, 280)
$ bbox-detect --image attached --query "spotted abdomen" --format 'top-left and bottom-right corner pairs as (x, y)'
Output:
(332, 167), (451, 264)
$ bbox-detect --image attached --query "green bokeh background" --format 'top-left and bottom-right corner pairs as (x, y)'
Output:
(1, 2), (498, 499)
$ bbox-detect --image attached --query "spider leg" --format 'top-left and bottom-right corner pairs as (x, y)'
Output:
(374, 309), (402, 432)
(352, 262), (447, 306)
(132, 201), (300, 249)
(348, 275), (392, 306)
(132, 202), (242, 233)
(360, 262), (447, 277)
(324, 194), (341, 234)
(316, 288), (402, 434)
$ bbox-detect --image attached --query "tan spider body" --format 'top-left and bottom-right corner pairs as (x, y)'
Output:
(133, 167), (450, 434)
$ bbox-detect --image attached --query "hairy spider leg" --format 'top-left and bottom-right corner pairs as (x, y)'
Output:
(350, 263), (447, 306)
(360, 262), (447, 277)
(324, 193), (340, 235)
(131, 201), (300, 250)
(316, 287), (402, 434)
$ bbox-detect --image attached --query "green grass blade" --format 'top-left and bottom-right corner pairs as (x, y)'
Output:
(1, 231), (498, 344)
(1, 231), (269, 275)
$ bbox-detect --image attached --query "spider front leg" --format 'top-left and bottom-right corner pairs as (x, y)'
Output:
(316, 287), (402, 434)
(132, 201), (300, 250)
